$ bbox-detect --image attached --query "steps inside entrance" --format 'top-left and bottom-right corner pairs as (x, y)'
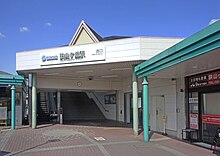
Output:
(62, 92), (105, 122)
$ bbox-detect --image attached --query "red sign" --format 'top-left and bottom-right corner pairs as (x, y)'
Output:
(202, 114), (220, 125)
(190, 114), (198, 129)
(189, 70), (220, 88)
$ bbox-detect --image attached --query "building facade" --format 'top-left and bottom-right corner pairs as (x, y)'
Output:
(135, 20), (220, 143)
(16, 20), (182, 132)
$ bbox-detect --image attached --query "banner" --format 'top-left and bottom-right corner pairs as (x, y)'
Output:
(202, 114), (220, 125)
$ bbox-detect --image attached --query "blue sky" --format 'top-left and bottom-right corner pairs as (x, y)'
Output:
(0, 0), (219, 74)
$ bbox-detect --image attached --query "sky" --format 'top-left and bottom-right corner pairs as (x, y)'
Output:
(0, 0), (219, 74)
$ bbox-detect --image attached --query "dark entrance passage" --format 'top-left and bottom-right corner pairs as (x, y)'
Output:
(37, 92), (57, 124)
(61, 92), (105, 123)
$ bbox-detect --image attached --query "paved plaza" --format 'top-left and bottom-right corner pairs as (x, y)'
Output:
(0, 124), (218, 156)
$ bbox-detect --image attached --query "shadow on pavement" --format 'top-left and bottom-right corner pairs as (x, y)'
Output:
(36, 123), (55, 129)
(8, 139), (61, 156)
(0, 151), (10, 156)
(64, 120), (132, 128)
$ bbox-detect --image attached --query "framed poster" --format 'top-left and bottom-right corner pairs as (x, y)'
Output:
(0, 107), (7, 120)
(189, 114), (198, 129)
(105, 94), (116, 104)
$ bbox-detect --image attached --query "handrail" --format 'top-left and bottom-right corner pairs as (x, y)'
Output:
(90, 92), (109, 112)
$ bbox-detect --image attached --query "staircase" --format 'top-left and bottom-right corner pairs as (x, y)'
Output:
(62, 92), (105, 122)
(37, 92), (50, 123)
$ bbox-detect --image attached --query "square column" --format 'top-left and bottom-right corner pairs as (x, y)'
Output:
(32, 73), (37, 129)
(132, 68), (138, 136)
(142, 77), (149, 142)
(57, 91), (61, 123)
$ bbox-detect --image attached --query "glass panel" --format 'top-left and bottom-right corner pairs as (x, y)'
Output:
(202, 92), (220, 144)
(203, 92), (220, 115)
(189, 92), (199, 129)
(0, 87), (11, 125)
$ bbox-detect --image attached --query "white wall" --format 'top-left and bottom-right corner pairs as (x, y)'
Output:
(117, 91), (124, 122)
(16, 37), (182, 71)
(16, 106), (22, 126)
(149, 78), (177, 134)
(86, 91), (117, 121)
(140, 37), (183, 60)
(125, 93), (131, 123)
(176, 77), (186, 138)
(37, 76), (122, 91)
(16, 38), (141, 71)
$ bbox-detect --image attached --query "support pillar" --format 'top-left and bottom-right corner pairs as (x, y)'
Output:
(11, 85), (16, 130)
(57, 91), (61, 123)
(32, 73), (37, 129)
(28, 73), (32, 127)
(142, 77), (149, 142)
(132, 68), (138, 136)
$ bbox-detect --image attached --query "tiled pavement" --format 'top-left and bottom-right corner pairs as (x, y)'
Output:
(0, 124), (217, 156)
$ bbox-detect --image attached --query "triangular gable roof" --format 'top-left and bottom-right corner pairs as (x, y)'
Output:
(69, 20), (103, 46)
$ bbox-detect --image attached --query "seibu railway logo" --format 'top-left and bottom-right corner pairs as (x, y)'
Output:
(41, 55), (58, 62)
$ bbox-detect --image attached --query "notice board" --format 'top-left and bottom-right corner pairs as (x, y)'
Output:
(0, 107), (7, 120)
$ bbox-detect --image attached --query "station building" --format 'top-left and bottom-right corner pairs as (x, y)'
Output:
(15, 20), (220, 144)
(15, 20), (182, 134)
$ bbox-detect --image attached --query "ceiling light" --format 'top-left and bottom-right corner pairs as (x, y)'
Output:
(101, 75), (118, 78)
(43, 73), (60, 76)
(75, 70), (93, 73)
(111, 68), (131, 71)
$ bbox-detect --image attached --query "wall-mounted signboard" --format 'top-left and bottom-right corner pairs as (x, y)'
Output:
(189, 70), (220, 89)
(40, 45), (105, 66)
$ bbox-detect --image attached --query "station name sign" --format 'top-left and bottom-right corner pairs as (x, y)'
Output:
(40, 46), (105, 66)
(189, 70), (220, 89)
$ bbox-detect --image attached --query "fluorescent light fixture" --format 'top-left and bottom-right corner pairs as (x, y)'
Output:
(111, 67), (131, 71)
(101, 75), (118, 78)
(75, 70), (93, 73)
(43, 73), (60, 76)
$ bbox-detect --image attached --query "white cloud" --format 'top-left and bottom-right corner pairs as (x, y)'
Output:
(209, 19), (219, 25)
(45, 22), (52, 27)
(0, 32), (6, 39)
(19, 27), (30, 32)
